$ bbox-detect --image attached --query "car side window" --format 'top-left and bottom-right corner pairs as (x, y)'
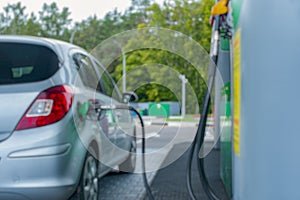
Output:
(94, 61), (121, 101)
(72, 53), (101, 92)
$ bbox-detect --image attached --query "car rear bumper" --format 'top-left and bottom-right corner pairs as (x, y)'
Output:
(0, 116), (87, 200)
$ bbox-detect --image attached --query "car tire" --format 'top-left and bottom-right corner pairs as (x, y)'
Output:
(70, 147), (99, 200)
(119, 132), (137, 173)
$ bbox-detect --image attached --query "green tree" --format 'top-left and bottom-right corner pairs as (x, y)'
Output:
(39, 2), (72, 40)
(111, 0), (214, 113)
(72, 2), (152, 51)
(72, 9), (127, 51)
(72, 16), (103, 51)
(147, 0), (214, 51)
(0, 2), (27, 34)
(22, 13), (42, 36)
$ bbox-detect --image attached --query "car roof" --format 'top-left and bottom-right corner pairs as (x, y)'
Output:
(0, 35), (86, 62)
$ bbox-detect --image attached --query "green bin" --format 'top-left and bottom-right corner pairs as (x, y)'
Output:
(148, 103), (170, 117)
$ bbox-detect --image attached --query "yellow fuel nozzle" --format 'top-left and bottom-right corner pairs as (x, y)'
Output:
(211, 0), (229, 17)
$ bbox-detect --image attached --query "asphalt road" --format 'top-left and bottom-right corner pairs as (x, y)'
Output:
(99, 124), (204, 200)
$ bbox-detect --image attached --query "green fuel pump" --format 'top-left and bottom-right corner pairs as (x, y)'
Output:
(230, 0), (300, 199)
(210, 0), (300, 199)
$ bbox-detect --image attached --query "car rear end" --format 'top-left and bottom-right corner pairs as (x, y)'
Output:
(0, 36), (85, 200)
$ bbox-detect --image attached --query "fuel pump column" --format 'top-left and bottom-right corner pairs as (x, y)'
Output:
(232, 0), (300, 199)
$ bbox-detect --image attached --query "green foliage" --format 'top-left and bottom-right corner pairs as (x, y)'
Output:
(73, 16), (103, 51)
(0, 2), (30, 35)
(38, 2), (72, 39)
(112, 0), (214, 113)
(147, 0), (214, 51)
(0, 1), (71, 41)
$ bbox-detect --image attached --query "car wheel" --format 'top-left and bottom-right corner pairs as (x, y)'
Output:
(71, 148), (99, 200)
(119, 138), (137, 173)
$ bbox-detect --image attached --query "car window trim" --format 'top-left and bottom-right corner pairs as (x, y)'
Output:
(69, 48), (104, 92)
(91, 58), (122, 101)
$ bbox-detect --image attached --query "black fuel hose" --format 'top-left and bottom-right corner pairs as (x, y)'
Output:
(186, 13), (221, 199)
(129, 106), (155, 200)
(186, 54), (220, 200)
(197, 57), (220, 200)
(97, 105), (155, 200)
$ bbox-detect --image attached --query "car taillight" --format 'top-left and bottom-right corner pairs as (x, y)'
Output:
(15, 85), (73, 130)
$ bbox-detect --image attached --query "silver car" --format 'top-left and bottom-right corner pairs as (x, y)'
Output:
(0, 35), (137, 200)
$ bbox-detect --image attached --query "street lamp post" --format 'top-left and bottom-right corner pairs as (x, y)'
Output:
(122, 48), (126, 93)
(70, 29), (77, 44)
(179, 74), (188, 118)
(113, 40), (126, 93)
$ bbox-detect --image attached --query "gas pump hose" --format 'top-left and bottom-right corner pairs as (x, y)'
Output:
(97, 105), (155, 200)
(186, 53), (220, 200)
(186, 12), (221, 199)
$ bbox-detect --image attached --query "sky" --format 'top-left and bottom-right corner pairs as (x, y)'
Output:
(0, 0), (163, 23)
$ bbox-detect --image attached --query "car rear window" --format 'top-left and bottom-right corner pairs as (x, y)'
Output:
(0, 42), (59, 84)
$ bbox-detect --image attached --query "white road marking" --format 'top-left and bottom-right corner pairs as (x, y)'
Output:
(136, 132), (160, 144)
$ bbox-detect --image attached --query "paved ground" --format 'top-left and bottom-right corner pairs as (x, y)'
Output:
(99, 124), (219, 200)
(99, 171), (155, 200)
(147, 143), (229, 200)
